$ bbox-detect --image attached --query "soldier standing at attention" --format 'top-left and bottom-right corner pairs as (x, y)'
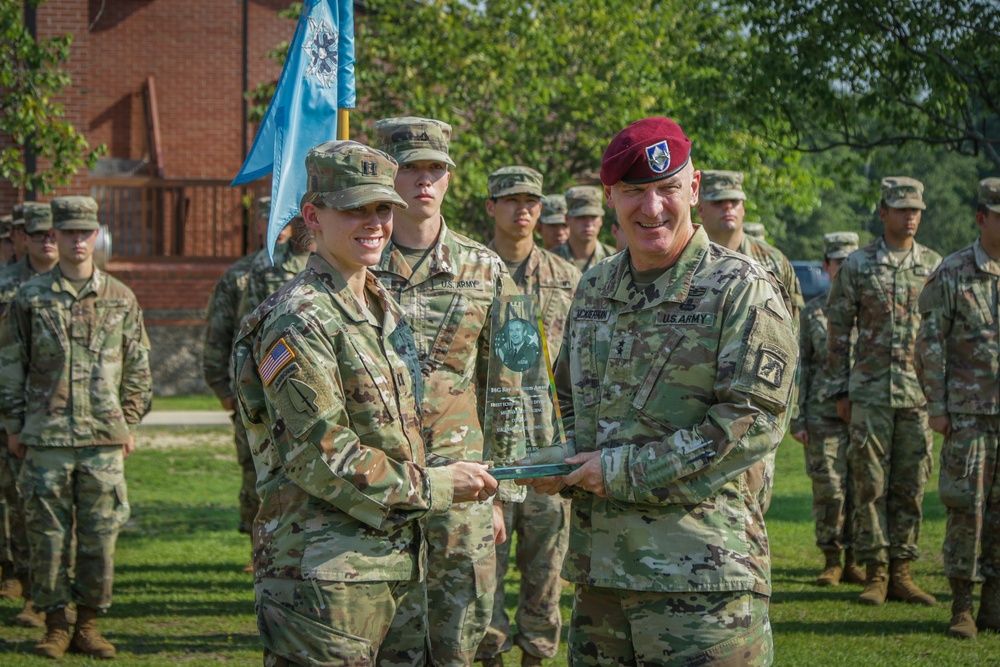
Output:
(1, 195), (152, 659)
(203, 197), (291, 561)
(372, 117), (523, 667)
(696, 171), (804, 321)
(238, 213), (315, 323)
(552, 185), (617, 272)
(0, 202), (60, 628)
(233, 140), (498, 667)
(527, 116), (797, 666)
(827, 176), (942, 607)
(9, 204), (28, 264)
(477, 167), (580, 667)
(790, 232), (865, 587)
(0, 215), (14, 264)
(916, 178), (1000, 639)
(536, 194), (569, 250)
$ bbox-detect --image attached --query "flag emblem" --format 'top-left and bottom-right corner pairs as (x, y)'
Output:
(260, 337), (296, 386)
(304, 18), (339, 88)
(645, 141), (671, 174)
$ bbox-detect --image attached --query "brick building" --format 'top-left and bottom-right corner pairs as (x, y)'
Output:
(1, 1), (298, 395)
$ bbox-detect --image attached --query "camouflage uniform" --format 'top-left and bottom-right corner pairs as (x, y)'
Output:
(553, 185), (616, 273)
(373, 222), (521, 666)
(0, 209), (152, 617)
(479, 239), (580, 663)
(827, 198), (941, 570)
(917, 237), (1000, 583)
(551, 240), (616, 274)
(744, 221), (767, 240)
(556, 226), (796, 665)
(234, 252), (455, 667)
(737, 234), (804, 321)
(238, 240), (312, 323)
(203, 251), (260, 534)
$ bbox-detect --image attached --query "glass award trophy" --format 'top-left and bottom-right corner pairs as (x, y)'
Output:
(482, 294), (574, 480)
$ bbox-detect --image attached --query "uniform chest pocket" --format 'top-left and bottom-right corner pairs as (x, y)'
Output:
(342, 334), (398, 437)
(630, 327), (713, 430)
(861, 268), (892, 311)
(31, 305), (67, 362)
(956, 281), (996, 329)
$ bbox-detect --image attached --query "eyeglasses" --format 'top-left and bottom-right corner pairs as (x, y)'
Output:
(28, 230), (57, 243)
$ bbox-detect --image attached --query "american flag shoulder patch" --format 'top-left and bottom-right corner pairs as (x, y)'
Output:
(260, 337), (296, 386)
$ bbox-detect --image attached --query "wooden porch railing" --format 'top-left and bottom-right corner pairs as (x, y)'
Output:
(89, 177), (264, 258)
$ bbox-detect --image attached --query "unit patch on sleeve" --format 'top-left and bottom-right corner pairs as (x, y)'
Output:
(260, 337), (296, 386)
(755, 343), (788, 388)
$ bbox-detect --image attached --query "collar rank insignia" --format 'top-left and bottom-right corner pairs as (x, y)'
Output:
(645, 141), (671, 174)
(260, 337), (296, 387)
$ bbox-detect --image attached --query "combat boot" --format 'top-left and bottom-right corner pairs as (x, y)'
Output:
(888, 558), (936, 606)
(71, 605), (117, 659)
(14, 598), (46, 628)
(34, 606), (71, 659)
(843, 549), (866, 585)
(977, 576), (1000, 633)
(816, 550), (843, 587)
(858, 563), (889, 606)
(947, 578), (977, 639)
(0, 564), (23, 600)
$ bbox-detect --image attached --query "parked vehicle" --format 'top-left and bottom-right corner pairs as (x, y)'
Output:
(792, 261), (831, 301)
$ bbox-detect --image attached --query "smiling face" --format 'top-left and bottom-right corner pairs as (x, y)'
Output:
(393, 160), (450, 225)
(605, 163), (701, 271)
(487, 193), (542, 244)
(304, 201), (393, 278)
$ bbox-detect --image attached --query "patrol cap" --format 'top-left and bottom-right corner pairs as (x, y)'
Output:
(744, 222), (766, 239)
(303, 140), (407, 211)
(257, 196), (271, 220)
(880, 176), (926, 210)
(823, 232), (859, 260)
(565, 185), (605, 217)
(52, 196), (100, 231)
(700, 170), (747, 202)
(0, 214), (11, 240)
(374, 116), (455, 167)
(979, 178), (1000, 213)
(540, 194), (567, 224)
(487, 166), (544, 199)
(12, 203), (25, 228)
(601, 116), (692, 185)
(22, 202), (53, 234)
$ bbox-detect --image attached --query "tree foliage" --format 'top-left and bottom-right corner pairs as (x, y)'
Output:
(0, 0), (104, 193)
(736, 0), (1000, 169)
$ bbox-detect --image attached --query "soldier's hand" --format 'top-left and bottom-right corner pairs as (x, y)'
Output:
(221, 396), (238, 413)
(929, 415), (952, 438)
(521, 474), (567, 495)
(7, 433), (24, 460)
(791, 430), (808, 445)
(836, 397), (852, 424)
(448, 461), (498, 504)
(563, 450), (606, 498)
(492, 500), (507, 545)
(123, 435), (136, 459)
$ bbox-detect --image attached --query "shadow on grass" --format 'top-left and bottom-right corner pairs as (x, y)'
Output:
(772, 618), (943, 636)
(765, 493), (814, 523)
(0, 632), (262, 658)
(122, 501), (238, 537)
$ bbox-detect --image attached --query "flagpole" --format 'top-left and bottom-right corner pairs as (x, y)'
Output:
(337, 109), (350, 140)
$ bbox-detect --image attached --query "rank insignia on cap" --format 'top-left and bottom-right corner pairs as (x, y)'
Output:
(260, 337), (296, 387)
(645, 141), (671, 174)
(755, 343), (787, 388)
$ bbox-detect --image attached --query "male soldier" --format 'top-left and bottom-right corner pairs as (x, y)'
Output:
(0, 195), (152, 659)
(0, 215), (13, 264)
(203, 197), (291, 562)
(916, 178), (1000, 639)
(478, 166), (580, 667)
(10, 204), (28, 264)
(745, 222), (767, 241)
(827, 176), (942, 607)
(537, 194), (569, 250)
(233, 140), (498, 667)
(609, 219), (627, 253)
(372, 117), (522, 667)
(527, 116), (797, 665)
(790, 232), (865, 587)
(0, 202), (60, 627)
(237, 214), (315, 323)
(552, 185), (617, 272)
(696, 171), (804, 321)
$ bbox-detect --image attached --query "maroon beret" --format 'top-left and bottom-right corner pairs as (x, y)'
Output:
(600, 117), (692, 186)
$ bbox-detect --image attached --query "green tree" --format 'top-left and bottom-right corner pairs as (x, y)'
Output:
(736, 0), (1000, 170)
(0, 0), (104, 194)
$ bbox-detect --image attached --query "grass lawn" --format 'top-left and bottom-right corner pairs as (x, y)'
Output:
(151, 394), (225, 412)
(1, 427), (998, 665)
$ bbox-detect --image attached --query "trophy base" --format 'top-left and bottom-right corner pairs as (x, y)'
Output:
(490, 463), (578, 481)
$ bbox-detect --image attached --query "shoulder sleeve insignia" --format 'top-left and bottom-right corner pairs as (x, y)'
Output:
(259, 337), (296, 386)
(287, 378), (318, 415)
